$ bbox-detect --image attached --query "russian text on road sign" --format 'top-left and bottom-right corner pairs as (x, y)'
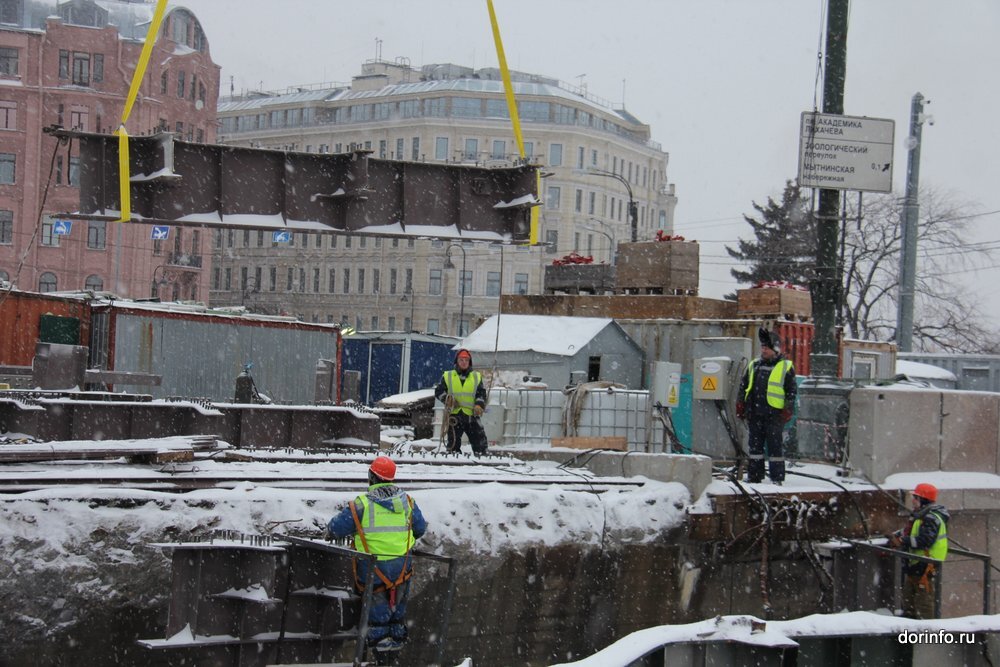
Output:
(151, 225), (170, 240)
(273, 230), (292, 243)
(701, 376), (717, 392)
(53, 220), (72, 235)
(797, 112), (895, 193)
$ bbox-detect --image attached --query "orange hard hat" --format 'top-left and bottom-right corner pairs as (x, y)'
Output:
(370, 456), (396, 481)
(913, 482), (938, 503)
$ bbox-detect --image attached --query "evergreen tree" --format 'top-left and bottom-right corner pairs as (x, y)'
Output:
(726, 180), (816, 288)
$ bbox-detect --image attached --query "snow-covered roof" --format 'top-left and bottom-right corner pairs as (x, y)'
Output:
(461, 315), (615, 357)
(896, 359), (958, 381)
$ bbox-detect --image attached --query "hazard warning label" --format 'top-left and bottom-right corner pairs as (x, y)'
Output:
(701, 376), (717, 392)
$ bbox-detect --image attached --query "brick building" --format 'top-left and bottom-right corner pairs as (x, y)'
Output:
(0, 0), (219, 300)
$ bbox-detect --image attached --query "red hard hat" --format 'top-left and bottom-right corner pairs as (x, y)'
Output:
(370, 456), (396, 481)
(455, 348), (472, 361)
(913, 482), (938, 503)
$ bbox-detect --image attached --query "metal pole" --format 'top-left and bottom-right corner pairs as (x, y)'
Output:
(458, 247), (466, 337)
(897, 92), (925, 352)
(810, 0), (850, 377)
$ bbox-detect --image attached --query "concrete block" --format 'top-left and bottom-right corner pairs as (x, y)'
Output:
(961, 489), (1000, 512)
(941, 392), (999, 473)
(849, 387), (941, 483)
(949, 513), (989, 552)
(943, 580), (987, 617)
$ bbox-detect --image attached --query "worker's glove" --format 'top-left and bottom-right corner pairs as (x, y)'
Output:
(473, 405), (484, 418)
(780, 408), (793, 424)
(887, 530), (904, 548)
(735, 402), (746, 421)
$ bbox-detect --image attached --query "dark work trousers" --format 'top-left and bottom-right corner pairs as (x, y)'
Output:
(446, 412), (488, 455)
(747, 412), (785, 483)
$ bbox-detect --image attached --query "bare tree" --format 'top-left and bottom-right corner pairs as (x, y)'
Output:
(840, 186), (999, 352)
(732, 183), (999, 353)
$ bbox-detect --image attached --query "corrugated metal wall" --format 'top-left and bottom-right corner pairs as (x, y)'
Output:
(108, 311), (339, 403)
(898, 353), (1000, 393)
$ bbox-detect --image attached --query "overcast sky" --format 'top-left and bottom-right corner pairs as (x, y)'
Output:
(178, 0), (1000, 319)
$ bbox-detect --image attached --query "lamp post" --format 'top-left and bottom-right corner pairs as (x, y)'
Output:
(582, 218), (616, 265)
(401, 288), (416, 331)
(444, 244), (467, 336)
(584, 167), (638, 242)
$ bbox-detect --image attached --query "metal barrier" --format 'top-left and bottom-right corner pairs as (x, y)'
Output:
(848, 540), (992, 617)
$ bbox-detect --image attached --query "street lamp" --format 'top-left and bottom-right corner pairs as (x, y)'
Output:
(150, 265), (169, 299)
(582, 218), (616, 265)
(400, 288), (416, 331)
(583, 167), (638, 242)
(443, 243), (467, 336)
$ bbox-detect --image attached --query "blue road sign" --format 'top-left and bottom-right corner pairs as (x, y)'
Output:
(151, 225), (170, 240)
(273, 230), (292, 243)
(53, 220), (72, 235)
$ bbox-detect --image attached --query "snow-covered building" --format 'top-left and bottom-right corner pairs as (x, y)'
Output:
(460, 314), (644, 389)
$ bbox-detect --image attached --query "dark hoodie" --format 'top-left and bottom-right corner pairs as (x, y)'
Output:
(904, 502), (950, 574)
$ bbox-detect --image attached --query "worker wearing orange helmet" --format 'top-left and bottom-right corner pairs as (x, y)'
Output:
(327, 456), (427, 654)
(888, 482), (949, 619)
(434, 348), (489, 455)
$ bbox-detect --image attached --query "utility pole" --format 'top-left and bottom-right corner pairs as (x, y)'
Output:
(810, 0), (850, 377)
(896, 92), (927, 352)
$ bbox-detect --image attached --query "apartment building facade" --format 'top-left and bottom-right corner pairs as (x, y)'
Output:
(0, 0), (219, 300)
(214, 59), (677, 335)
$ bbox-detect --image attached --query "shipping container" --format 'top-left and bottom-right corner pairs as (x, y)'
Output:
(341, 332), (461, 405)
(0, 290), (92, 366)
(90, 301), (341, 404)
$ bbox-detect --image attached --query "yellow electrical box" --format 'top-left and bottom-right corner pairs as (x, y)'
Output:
(693, 358), (729, 400)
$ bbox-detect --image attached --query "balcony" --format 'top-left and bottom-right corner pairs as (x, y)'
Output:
(166, 252), (203, 270)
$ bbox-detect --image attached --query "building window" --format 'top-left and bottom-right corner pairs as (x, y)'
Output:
(212, 267), (220, 290)
(591, 149), (598, 166)
(84, 274), (103, 291)
(55, 156), (62, 184)
(269, 266), (277, 291)
(0, 210), (11, 244)
(395, 138), (403, 159)
(411, 137), (420, 161)
(545, 230), (558, 254)
(224, 268), (231, 290)
(405, 268), (413, 294)
(357, 268), (365, 293)
(59, 50), (69, 79)
(313, 268), (320, 293)
(68, 157), (79, 186)
(328, 268), (335, 293)
(575, 189), (583, 213)
(0, 47), (17, 76)
(459, 270), (472, 297)
(546, 186), (560, 210)
(435, 137), (448, 161)
(0, 152), (14, 184)
(298, 268), (305, 292)
(427, 318), (439, 334)
(389, 268), (397, 294)
(429, 268), (441, 295)
(588, 192), (596, 215)
(72, 52), (90, 86)
(87, 221), (105, 249)
(41, 219), (59, 246)
(577, 146), (585, 169)
(70, 109), (88, 131)
(379, 139), (387, 158)
(388, 316), (396, 331)
(492, 140), (505, 160)
(342, 268), (350, 294)
(549, 143), (563, 166)
(372, 268), (380, 294)
(0, 101), (14, 130)
(160, 70), (168, 94)
(514, 273), (529, 295)
(38, 272), (57, 292)
(463, 138), (478, 161)
(371, 316), (379, 330)
(487, 271), (501, 297)
(286, 267), (293, 291)
(93, 54), (103, 83)
(177, 70), (185, 98)
(524, 141), (533, 160)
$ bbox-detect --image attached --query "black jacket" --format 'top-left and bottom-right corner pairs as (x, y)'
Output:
(739, 354), (797, 417)
(434, 364), (487, 409)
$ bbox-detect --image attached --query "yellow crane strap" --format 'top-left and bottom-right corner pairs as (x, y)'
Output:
(113, 0), (169, 223)
(486, 0), (539, 244)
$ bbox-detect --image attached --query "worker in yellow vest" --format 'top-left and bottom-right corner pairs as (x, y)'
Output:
(888, 482), (949, 619)
(736, 327), (796, 484)
(327, 456), (427, 654)
(434, 348), (489, 455)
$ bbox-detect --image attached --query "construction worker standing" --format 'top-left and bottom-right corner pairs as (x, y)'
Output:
(328, 456), (427, 655)
(889, 482), (949, 619)
(736, 327), (796, 484)
(434, 348), (489, 455)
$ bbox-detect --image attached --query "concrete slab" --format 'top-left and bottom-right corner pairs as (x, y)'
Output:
(961, 489), (1000, 512)
(942, 392), (999, 473)
(849, 387), (942, 483)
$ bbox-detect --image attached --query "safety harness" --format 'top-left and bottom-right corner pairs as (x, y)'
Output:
(349, 494), (416, 608)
